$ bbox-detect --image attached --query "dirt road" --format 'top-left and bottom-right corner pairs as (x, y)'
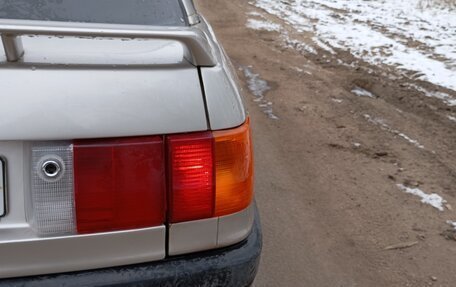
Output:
(195, 1), (456, 286)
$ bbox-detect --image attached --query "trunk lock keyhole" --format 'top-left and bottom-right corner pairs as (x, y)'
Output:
(42, 160), (61, 178)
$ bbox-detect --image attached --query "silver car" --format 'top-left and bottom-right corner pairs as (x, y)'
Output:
(0, 0), (261, 286)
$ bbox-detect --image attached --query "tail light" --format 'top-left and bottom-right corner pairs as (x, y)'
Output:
(167, 119), (253, 223)
(73, 137), (165, 234)
(213, 120), (253, 216)
(167, 133), (214, 223)
(30, 119), (253, 236)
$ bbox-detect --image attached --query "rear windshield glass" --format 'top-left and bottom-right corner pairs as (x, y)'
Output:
(0, 0), (186, 26)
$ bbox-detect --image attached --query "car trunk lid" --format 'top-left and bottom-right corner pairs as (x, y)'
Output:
(0, 37), (208, 141)
(0, 36), (207, 278)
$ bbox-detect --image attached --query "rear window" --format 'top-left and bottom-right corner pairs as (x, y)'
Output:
(0, 0), (186, 26)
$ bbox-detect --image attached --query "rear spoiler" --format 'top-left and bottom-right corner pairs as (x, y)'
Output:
(0, 19), (216, 67)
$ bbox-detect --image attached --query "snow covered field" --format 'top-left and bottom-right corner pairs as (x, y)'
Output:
(244, 0), (456, 229)
(248, 0), (456, 105)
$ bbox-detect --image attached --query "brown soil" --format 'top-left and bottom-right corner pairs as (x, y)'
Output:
(195, 1), (456, 286)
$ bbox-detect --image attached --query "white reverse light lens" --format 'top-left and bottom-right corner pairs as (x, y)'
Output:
(31, 142), (75, 236)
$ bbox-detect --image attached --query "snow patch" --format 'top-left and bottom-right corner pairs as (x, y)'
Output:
(406, 84), (456, 107)
(446, 220), (456, 230)
(246, 19), (281, 32)
(312, 37), (336, 55)
(397, 184), (446, 211)
(282, 34), (317, 54)
(247, 11), (264, 17)
(253, 0), (456, 91)
(448, 115), (456, 123)
(352, 87), (376, 98)
(242, 66), (279, 120)
(397, 133), (424, 149)
(364, 114), (424, 149)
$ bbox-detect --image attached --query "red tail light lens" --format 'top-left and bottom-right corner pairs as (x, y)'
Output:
(73, 136), (165, 234)
(167, 132), (214, 223)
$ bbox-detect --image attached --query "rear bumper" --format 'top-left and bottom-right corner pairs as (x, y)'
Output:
(0, 205), (262, 287)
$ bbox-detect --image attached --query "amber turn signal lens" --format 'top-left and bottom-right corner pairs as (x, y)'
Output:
(213, 118), (253, 216)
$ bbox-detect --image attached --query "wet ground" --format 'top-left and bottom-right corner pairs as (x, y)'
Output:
(196, 0), (456, 286)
